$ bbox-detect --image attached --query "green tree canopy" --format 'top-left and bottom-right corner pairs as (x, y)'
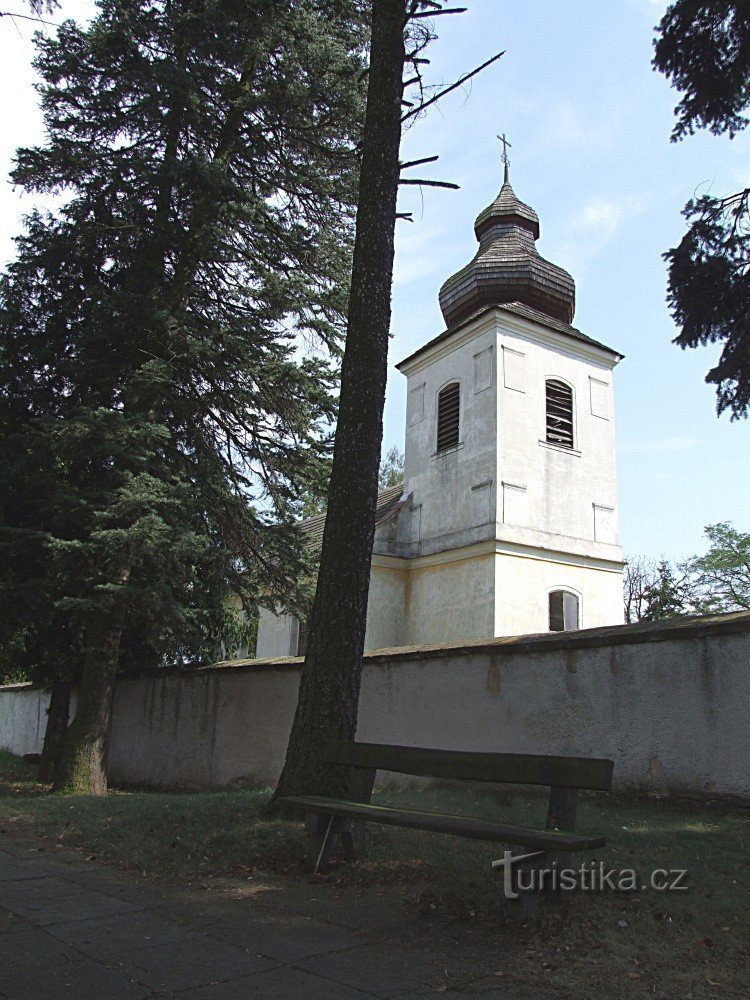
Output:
(378, 445), (404, 490)
(0, 0), (367, 790)
(687, 522), (750, 613)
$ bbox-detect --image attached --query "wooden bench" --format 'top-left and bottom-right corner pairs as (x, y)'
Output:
(280, 740), (613, 897)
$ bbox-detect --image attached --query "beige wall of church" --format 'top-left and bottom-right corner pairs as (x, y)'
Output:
(495, 312), (621, 552)
(364, 563), (406, 651)
(494, 551), (625, 635)
(256, 606), (296, 659)
(402, 550), (495, 646)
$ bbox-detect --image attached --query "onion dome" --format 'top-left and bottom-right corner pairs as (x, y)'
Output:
(438, 165), (576, 328)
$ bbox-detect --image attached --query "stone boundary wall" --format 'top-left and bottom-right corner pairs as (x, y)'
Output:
(2, 613), (749, 800)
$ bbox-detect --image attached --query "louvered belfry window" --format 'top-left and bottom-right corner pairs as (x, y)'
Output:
(436, 382), (460, 453)
(545, 379), (574, 448)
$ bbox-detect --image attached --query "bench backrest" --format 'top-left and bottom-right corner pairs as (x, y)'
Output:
(325, 740), (613, 792)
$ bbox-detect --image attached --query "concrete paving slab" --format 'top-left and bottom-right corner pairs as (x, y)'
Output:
(1, 873), (82, 902)
(45, 907), (201, 959)
(208, 911), (365, 963)
(0, 843), (542, 1000)
(0, 957), (152, 1000)
(294, 942), (446, 997)
(0, 908), (33, 936)
(178, 965), (377, 998)
(0, 926), (80, 978)
(0, 846), (92, 879)
(60, 866), (172, 903)
(113, 935), (277, 992)
(0, 861), (42, 883)
(1, 878), (144, 927)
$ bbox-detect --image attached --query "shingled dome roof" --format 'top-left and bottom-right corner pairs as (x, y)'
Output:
(438, 166), (575, 328)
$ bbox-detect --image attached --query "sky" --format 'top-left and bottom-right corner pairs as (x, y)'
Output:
(1, 0), (748, 562)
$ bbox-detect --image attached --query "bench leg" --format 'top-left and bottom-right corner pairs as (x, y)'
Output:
(339, 828), (356, 862)
(304, 812), (337, 874)
(506, 850), (548, 915)
(545, 786), (579, 902)
(545, 851), (574, 902)
(304, 813), (360, 872)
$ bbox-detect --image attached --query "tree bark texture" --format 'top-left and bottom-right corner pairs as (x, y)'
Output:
(38, 679), (72, 783)
(272, 0), (407, 803)
(53, 599), (128, 795)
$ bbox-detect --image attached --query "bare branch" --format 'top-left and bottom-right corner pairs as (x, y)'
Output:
(411, 7), (468, 17)
(399, 177), (459, 189)
(401, 50), (504, 122)
(0, 8), (59, 25)
(400, 155), (439, 170)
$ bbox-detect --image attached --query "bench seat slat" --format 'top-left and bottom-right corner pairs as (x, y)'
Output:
(281, 796), (605, 852)
(324, 741), (613, 792)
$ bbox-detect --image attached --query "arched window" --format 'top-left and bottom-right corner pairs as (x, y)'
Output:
(437, 382), (460, 453)
(545, 379), (574, 448)
(549, 590), (580, 632)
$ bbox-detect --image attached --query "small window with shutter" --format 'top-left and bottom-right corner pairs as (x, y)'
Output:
(549, 590), (580, 632)
(545, 379), (574, 448)
(436, 382), (460, 453)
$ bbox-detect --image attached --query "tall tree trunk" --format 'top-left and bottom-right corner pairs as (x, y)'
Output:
(38, 678), (72, 783)
(53, 588), (128, 795)
(271, 0), (406, 803)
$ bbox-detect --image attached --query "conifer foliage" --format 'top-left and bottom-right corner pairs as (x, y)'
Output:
(654, 1), (750, 418)
(0, 0), (366, 792)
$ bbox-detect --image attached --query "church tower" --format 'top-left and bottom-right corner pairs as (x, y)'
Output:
(392, 162), (624, 643)
(255, 157), (625, 659)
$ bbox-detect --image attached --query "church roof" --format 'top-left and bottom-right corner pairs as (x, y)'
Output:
(298, 483), (408, 551)
(396, 301), (623, 372)
(473, 169), (540, 240)
(438, 167), (576, 328)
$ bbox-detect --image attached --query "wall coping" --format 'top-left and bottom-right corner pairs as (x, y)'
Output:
(200, 610), (750, 675)
(4, 612), (748, 690)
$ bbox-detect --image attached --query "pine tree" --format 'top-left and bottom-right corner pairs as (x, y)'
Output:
(272, 1), (502, 803)
(641, 560), (688, 621)
(0, 0), (367, 793)
(271, 0), (407, 803)
(653, 1), (750, 417)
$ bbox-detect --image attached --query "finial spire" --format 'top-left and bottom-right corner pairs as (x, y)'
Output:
(497, 132), (512, 183)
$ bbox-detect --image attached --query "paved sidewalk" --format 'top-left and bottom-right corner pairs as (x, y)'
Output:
(0, 842), (525, 999)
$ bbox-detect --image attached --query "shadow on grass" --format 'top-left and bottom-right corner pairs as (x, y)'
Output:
(0, 750), (748, 998)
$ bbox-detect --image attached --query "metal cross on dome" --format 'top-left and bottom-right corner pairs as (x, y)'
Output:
(497, 132), (512, 168)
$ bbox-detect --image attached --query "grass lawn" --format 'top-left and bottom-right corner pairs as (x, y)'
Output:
(0, 748), (747, 998)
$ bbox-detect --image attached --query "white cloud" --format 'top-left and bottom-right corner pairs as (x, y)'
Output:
(546, 193), (646, 275)
(577, 198), (627, 238)
(536, 100), (623, 157)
